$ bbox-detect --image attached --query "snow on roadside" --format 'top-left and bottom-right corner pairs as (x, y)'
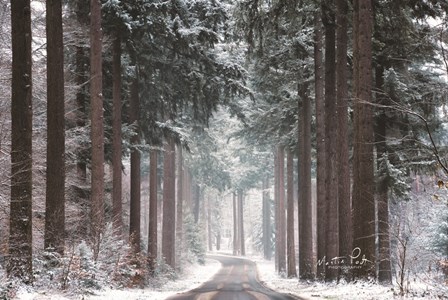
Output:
(253, 256), (446, 300)
(15, 258), (221, 300)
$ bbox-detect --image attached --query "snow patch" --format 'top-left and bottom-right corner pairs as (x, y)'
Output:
(16, 258), (221, 300)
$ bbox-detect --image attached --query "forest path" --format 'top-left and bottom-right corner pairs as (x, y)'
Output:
(165, 254), (301, 300)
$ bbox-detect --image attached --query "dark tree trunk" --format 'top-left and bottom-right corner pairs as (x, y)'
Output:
(336, 0), (352, 281)
(298, 81), (314, 279)
(112, 35), (123, 234)
(286, 151), (297, 278)
(90, 0), (105, 259)
(216, 231), (221, 251)
(238, 190), (245, 256)
(352, 0), (376, 279)
(323, 0), (339, 281)
(276, 146), (286, 274)
(207, 197), (213, 251)
(45, 0), (65, 255)
(314, 10), (327, 280)
(176, 146), (184, 264)
(193, 184), (201, 223)
(274, 149), (279, 271)
(129, 74), (141, 252)
(262, 176), (272, 260)
(162, 137), (176, 268)
(233, 191), (239, 255)
(9, 0), (33, 282)
(375, 66), (392, 284)
(148, 150), (158, 273)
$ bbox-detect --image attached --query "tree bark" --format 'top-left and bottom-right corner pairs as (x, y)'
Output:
(193, 184), (200, 223)
(45, 0), (65, 255)
(9, 0), (33, 281)
(148, 149), (158, 273)
(314, 10), (327, 280)
(262, 176), (272, 260)
(112, 35), (123, 235)
(375, 66), (392, 283)
(233, 191), (239, 255)
(276, 146), (286, 274)
(129, 73), (141, 252)
(286, 151), (297, 278)
(162, 137), (176, 268)
(298, 80), (314, 279)
(90, 0), (105, 259)
(274, 149), (279, 270)
(238, 190), (245, 256)
(176, 146), (184, 265)
(336, 0), (352, 281)
(323, 0), (339, 281)
(352, 0), (376, 279)
(207, 196), (213, 251)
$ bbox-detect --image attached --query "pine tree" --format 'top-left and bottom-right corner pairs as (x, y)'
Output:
(298, 75), (314, 279)
(314, 9), (326, 280)
(336, 0), (352, 280)
(352, 0), (375, 278)
(9, 0), (33, 282)
(275, 146), (286, 274)
(148, 149), (158, 273)
(89, 0), (105, 258)
(111, 34), (123, 235)
(162, 136), (176, 268)
(322, 0), (339, 281)
(45, 0), (66, 255)
(286, 150), (297, 277)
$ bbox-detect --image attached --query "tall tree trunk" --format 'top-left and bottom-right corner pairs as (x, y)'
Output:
(90, 0), (105, 259)
(207, 196), (213, 251)
(314, 10), (327, 280)
(299, 81), (314, 279)
(286, 151), (297, 278)
(45, 0), (65, 255)
(176, 146), (184, 265)
(352, 0), (376, 279)
(274, 149), (279, 270)
(276, 146), (286, 274)
(112, 35), (123, 234)
(148, 149), (158, 273)
(233, 191), (239, 255)
(323, 0), (339, 281)
(183, 168), (191, 216)
(336, 0), (352, 281)
(162, 137), (176, 268)
(129, 73), (141, 252)
(238, 190), (245, 256)
(375, 66), (392, 283)
(9, 0), (33, 281)
(193, 184), (201, 223)
(262, 176), (272, 260)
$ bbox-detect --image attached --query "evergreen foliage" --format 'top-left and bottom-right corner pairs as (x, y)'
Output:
(183, 214), (206, 265)
(3, 0), (448, 294)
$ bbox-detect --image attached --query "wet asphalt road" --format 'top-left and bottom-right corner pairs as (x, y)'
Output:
(165, 255), (299, 300)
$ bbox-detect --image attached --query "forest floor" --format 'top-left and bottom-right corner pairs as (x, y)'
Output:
(14, 253), (448, 300)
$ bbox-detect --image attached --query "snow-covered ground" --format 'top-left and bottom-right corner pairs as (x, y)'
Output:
(254, 256), (447, 300)
(15, 254), (448, 299)
(15, 258), (221, 300)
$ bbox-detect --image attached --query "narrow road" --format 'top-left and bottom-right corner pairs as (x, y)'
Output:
(165, 255), (299, 300)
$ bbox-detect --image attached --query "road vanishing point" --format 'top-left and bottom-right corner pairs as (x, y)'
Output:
(166, 255), (300, 300)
